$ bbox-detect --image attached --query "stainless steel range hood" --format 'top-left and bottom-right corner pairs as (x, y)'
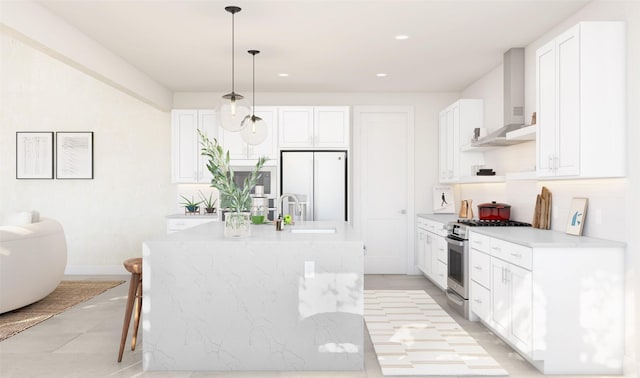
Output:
(472, 48), (526, 147)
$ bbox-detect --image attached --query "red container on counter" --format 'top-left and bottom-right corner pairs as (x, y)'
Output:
(477, 201), (511, 221)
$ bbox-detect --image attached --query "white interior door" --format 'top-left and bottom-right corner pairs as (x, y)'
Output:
(354, 106), (413, 274)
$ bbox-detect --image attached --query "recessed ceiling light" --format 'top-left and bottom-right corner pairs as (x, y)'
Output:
(395, 35), (409, 40)
(278, 73), (289, 77)
(376, 73), (388, 77)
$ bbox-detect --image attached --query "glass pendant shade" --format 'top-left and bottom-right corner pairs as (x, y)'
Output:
(240, 115), (268, 145)
(218, 98), (250, 132)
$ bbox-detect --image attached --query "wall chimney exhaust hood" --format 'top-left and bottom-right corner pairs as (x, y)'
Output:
(472, 48), (527, 147)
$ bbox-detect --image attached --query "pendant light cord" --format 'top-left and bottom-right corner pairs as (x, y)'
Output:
(252, 52), (255, 117)
(231, 11), (235, 93)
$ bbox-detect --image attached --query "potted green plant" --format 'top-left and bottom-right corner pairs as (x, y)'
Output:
(180, 195), (202, 215)
(199, 190), (218, 214)
(199, 130), (267, 237)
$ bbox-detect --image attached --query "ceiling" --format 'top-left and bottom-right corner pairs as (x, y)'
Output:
(37, 0), (590, 93)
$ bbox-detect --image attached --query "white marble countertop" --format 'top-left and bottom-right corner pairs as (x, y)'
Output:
(154, 220), (362, 243)
(470, 227), (626, 248)
(416, 213), (459, 224)
(166, 213), (219, 219)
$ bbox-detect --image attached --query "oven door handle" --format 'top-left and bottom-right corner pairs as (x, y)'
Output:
(445, 236), (466, 247)
(446, 289), (464, 306)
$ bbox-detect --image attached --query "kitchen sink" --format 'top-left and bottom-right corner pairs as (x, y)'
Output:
(289, 228), (336, 234)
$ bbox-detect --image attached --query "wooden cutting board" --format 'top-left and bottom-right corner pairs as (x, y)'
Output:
(542, 186), (552, 230)
(532, 187), (552, 229)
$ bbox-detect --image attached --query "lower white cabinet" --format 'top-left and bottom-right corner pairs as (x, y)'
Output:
(468, 230), (624, 375)
(470, 281), (490, 322)
(416, 216), (448, 290)
(489, 256), (532, 354)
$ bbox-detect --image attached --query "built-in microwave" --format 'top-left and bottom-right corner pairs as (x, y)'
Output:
(226, 165), (278, 220)
(230, 165), (277, 196)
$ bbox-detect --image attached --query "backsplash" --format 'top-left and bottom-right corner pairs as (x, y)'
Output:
(458, 178), (627, 243)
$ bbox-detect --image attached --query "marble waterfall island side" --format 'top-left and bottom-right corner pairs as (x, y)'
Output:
(142, 221), (364, 371)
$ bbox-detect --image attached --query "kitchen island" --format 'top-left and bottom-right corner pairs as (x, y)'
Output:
(141, 221), (364, 371)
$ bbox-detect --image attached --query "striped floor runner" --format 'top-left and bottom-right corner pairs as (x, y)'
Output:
(365, 290), (508, 376)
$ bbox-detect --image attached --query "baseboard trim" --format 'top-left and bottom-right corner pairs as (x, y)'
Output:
(65, 265), (127, 275)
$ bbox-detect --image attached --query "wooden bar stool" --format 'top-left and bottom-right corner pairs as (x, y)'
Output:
(117, 257), (142, 362)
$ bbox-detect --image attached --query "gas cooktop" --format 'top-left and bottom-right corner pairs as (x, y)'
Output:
(456, 219), (532, 227)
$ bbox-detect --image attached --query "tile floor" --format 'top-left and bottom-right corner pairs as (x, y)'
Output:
(0, 274), (622, 377)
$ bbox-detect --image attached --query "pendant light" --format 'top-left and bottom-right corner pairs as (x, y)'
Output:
(219, 5), (249, 131)
(241, 50), (268, 145)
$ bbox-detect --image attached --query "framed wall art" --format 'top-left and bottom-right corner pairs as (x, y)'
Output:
(56, 132), (94, 179)
(566, 197), (588, 236)
(433, 185), (455, 214)
(16, 132), (54, 179)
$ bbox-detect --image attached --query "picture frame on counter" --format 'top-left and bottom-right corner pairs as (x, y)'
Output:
(56, 132), (94, 179)
(16, 131), (54, 179)
(433, 185), (455, 214)
(566, 197), (588, 236)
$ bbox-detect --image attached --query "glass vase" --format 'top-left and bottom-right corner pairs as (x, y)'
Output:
(224, 211), (251, 237)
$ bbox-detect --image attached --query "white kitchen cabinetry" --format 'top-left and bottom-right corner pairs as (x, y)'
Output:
(219, 106), (278, 163)
(470, 247), (492, 323)
(473, 233), (535, 346)
(171, 109), (217, 183)
(416, 216), (448, 290)
(438, 99), (484, 183)
(416, 227), (430, 275)
(536, 22), (625, 178)
(489, 255), (532, 354)
(278, 106), (349, 148)
(468, 229), (624, 375)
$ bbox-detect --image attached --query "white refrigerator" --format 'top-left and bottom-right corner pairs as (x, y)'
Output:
(280, 151), (347, 221)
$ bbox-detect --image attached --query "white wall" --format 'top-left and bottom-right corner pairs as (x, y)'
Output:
(0, 31), (174, 274)
(0, 1), (172, 110)
(459, 1), (640, 374)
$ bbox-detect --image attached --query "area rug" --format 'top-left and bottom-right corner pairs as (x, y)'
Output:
(0, 280), (124, 342)
(365, 289), (508, 376)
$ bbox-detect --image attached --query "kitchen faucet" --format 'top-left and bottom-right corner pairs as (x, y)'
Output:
(278, 193), (300, 220)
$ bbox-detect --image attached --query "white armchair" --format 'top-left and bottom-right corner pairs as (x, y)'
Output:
(0, 215), (68, 314)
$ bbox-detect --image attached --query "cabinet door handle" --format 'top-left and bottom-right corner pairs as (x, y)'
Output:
(474, 299), (483, 304)
(492, 246), (501, 252)
(510, 252), (521, 258)
(501, 267), (505, 284)
(473, 266), (482, 270)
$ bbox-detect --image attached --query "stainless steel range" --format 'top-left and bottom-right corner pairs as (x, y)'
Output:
(445, 219), (531, 320)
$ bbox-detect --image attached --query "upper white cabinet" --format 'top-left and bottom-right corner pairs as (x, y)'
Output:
(278, 106), (350, 148)
(439, 99), (484, 183)
(219, 106), (278, 163)
(171, 109), (217, 183)
(536, 22), (625, 178)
